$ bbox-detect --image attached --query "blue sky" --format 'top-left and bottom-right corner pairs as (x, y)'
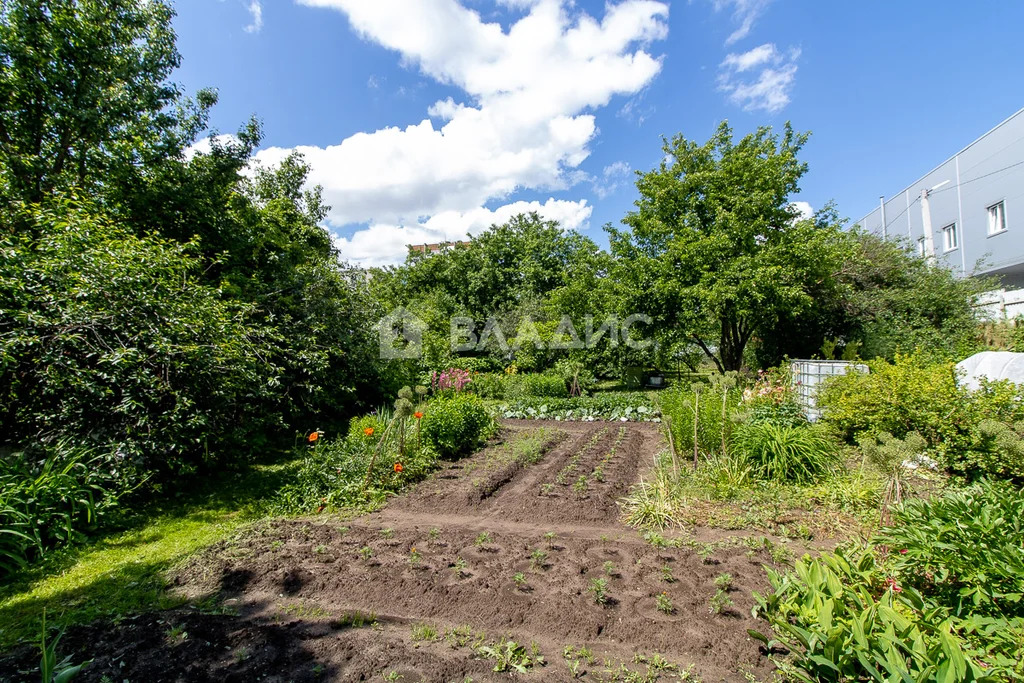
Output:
(173, 0), (1024, 266)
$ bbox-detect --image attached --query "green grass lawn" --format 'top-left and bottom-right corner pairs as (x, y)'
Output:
(0, 459), (300, 649)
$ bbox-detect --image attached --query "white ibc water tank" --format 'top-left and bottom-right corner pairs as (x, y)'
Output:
(955, 351), (1024, 391)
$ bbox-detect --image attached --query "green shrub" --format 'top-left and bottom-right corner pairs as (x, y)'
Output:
(819, 351), (1024, 481)
(348, 414), (387, 440)
(732, 423), (838, 483)
(752, 483), (1024, 682)
(0, 441), (132, 575)
(745, 400), (807, 428)
(0, 200), (280, 477)
(818, 351), (960, 444)
(470, 372), (507, 399)
(505, 373), (568, 399)
(877, 480), (1024, 620)
(420, 393), (494, 459)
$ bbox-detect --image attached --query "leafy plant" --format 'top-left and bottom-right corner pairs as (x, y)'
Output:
(411, 623), (438, 642)
(709, 590), (733, 615)
(589, 577), (609, 605)
(752, 484), (1024, 682)
(420, 393), (494, 459)
(474, 638), (542, 673)
(877, 480), (1024, 620)
(0, 441), (132, 575)
(452, 557), (468, 577)
(474, 532), (491, 548)
(656, 592), (674, 614)
(530, 548), (548, 570)
(713, 573), (733, 591)
(497, 393), (659, 422)
(39, 611), (91, 683)
(732, 422), (838, 483)
(513, 572), (527, 589)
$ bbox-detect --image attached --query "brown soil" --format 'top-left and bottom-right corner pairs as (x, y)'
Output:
(0, 420), (783, 682)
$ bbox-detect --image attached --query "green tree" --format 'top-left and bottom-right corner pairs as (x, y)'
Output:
(0, 0), (202, 205)
(610, 122), (843, 372)
(370, 213), (610, 373)
(840, 230), (989, 361)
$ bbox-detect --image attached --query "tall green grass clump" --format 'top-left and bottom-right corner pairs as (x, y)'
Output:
(0, 441), (134, 576)
(732, 422), (838, 484)
(657, 373), (741, 465)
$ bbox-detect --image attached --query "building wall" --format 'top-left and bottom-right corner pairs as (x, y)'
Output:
(858, 108), (1024, 287)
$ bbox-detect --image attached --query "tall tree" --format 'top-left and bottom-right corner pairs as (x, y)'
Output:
(610, 122), (843, 372)
(0, 0), (201, 205)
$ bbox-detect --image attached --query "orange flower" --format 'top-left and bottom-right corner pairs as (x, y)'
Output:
(364, 427), (375, 436)
(393, 462), (403, 473)
(414, 412), (423, 419)
(308, 431), (319, 443)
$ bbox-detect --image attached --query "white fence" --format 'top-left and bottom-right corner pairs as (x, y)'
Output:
(790, 360), (869, 421)
(976, 288), (1024, 320)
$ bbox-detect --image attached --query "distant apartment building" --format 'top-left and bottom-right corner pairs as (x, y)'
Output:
(858, 107), (1024, 287)
(407, 240), (472, 255)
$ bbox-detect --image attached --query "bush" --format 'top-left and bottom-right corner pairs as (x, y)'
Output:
(469, 372), (507, 399)
(0, 200), (280, 477)
(819, 351), (1024, 481)
(504, 372), (568, 399)
(0, 441), (133, 576)
(877, 480), (1024, 620)
(420, 394), (494, 459)
(752, 482), (1024, 681)
(817, 351), (960, 444)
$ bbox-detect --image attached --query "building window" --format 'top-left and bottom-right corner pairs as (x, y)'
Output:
(942, 223), (958, 251)
(917, 236), (926, 257)
(988, 201), (1006, 235)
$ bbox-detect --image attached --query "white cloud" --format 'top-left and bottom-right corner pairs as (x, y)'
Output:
(183, 134), (241, 160)
(718, 43), (799, 113)
(264, 0), (668, 265)
(712, 0), (771, 46)
(334, 198), (592, 267)
(592, 161), (632, 199)
(790, 201), (813, 221)
(244, 0), (263, 33)
(720, 43), (775, 72)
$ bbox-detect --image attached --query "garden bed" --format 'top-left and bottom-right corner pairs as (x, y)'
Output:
(0, 420), (800, 682)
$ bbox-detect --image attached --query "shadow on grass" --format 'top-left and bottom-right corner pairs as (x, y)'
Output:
(0, 455), (303, 649)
